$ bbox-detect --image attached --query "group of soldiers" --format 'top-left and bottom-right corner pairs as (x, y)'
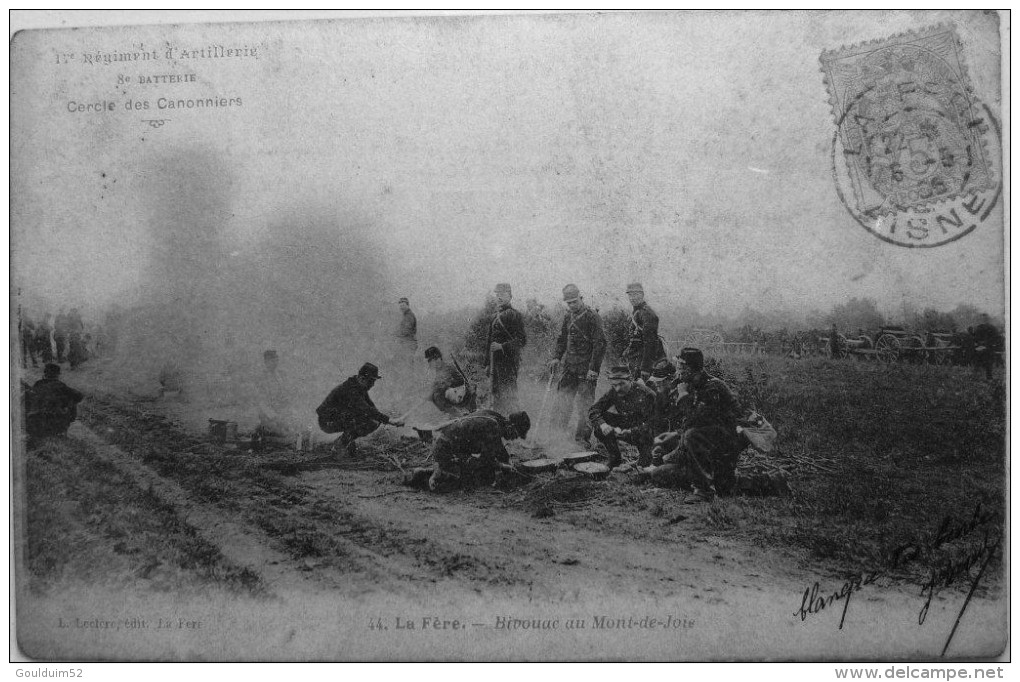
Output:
(282, 282), (742, 503)
(19, 307), (92, 370)
(21, 284), (742, 505)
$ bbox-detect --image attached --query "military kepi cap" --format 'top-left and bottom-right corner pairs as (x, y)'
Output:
(263, 349), (278, 360)
(358, 362), (382, 380)
(651, 358), (676, 379)
(678, 347), (704, 371)
(607, 365), (631, 380)
(495, 283), (512, 294)
(424, 346), (442, 361)
(562, 284), (580, 302)
(626, 282), (644, 294)
(398, 297), (409, 304)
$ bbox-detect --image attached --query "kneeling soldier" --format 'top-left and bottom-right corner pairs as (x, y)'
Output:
(587, 365), (657, 469)
(428, 409), (530, 492)
(675, 347), (743, 503)
(316, 363), (404, 457)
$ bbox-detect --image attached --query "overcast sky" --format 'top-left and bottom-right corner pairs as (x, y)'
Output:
(11, 10), (1005, 323)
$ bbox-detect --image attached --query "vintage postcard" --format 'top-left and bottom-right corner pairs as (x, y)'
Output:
(10, 10), (1007, 662)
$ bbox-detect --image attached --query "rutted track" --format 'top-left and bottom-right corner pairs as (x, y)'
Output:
(77, 391), (825, 604)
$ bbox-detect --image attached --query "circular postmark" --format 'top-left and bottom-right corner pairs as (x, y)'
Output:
(827, 46), (1002, 248)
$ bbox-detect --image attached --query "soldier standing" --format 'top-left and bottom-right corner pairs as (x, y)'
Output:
(972, 314), (1002, 380)
(588, 365), (657, 469)
(548, 284), (606, 446)
(19, 310), (37, 368)
(485, 283), (527, 413)
(67, 307), (86, 369)
(53, 307), (69, 364)
(395, 297), (418, 369)
(255, 350), (298, 438)
(624, 283), (666, 382)
(35, 314), (54, 364)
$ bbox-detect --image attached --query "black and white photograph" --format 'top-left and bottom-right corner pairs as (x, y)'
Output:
(9, 10), (1008, 664)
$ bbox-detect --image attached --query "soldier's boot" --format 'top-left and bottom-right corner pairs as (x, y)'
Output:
(428, 469), (459, 493)
(684, 485), (716, 504)
(636, 444), (654, 468)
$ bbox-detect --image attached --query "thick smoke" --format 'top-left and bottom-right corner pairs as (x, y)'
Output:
(104, 150), (420, 433)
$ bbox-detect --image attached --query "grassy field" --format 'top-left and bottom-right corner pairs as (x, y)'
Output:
(699, 353), (1005, 573)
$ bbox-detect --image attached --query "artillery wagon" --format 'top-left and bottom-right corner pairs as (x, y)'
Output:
(821, 326), (960, 364)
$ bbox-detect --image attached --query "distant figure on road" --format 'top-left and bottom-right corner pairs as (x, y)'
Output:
(255, 350), (298, 438)
(25, 363), (84, 440)
(19, 312), (37, 368)
(35, 314), (54, 364)
(395, 297), (418, 369)
(67, 307), (87, 369)
(53, 307), (69, 364)
(316, 362), (405, 458)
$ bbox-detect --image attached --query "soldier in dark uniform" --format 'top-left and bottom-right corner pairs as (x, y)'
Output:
(588, 365), (657, 469)
(35, 314), (54, 364)
(53, 307), (69, 364)
(66, 307), (86, 369)
(972, 314), (1002, 380)
(395, 297), (418, 369)
(25, 363), (84, 440)
(548, 284), (606, 446)
(648, 358), (685, 440)
(673, 347), (743, 503)
(316, 363), (405, 457)
(19, 310), (37, 368)
(828, 323), (840, 358)
(485, 283), (527, 413)
(426, 409), (530, 492)
(624, 283), (666, 382)
(425, 346), (477, 418)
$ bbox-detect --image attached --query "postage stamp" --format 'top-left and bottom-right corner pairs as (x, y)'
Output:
(821, 25), (1001, 247)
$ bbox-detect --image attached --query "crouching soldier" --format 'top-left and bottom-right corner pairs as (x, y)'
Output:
(25, 363), (84, 440)
(316, 363), (404, 457)
(674, 347), (743, 503)
(425, 346), (477, 418)
(588, 365), (657, 469)
(426, 409), (530, 492)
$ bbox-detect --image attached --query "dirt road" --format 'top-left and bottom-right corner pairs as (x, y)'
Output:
(14, 368), (1006, 661)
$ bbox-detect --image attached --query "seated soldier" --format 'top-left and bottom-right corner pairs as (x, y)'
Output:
(25, 363), (84, 439)
(672, 347), (743, 503)
(316, 363), (404, 457)
(424, 346), (477, 418)
(648, 358), (686, 445)
(426, 409), (530, 492)
(587, 365), (657, 469)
